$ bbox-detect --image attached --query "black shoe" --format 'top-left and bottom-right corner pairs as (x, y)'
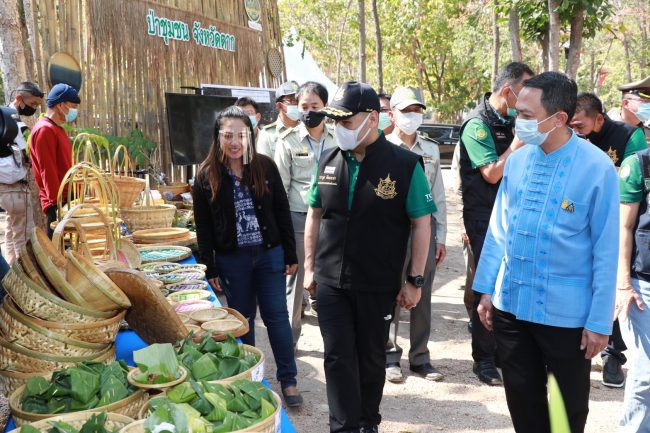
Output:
(360, 426), (378, 433)
(602, 355), (625, 388)
(473, 361), (502, 386)
(281, 386), (303, 408)
(410, 362), (444, 381)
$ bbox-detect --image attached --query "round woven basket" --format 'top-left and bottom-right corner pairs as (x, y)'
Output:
(0, 338), (115, 373)
(65, 250), (131, 311)
(17, 243), (57, 295)
(0, 370), (48, 398)
(3, 299), (125, 344)
(7, 412), (135, 433)
(0, 300), (109, 357)
(113, 175), (146, 208)
(126, 366), (188, 390)
(134, 388), (281, 433)
(157, 183), (189, 198)
(206, 344), (264, 385)
(9, 383), (147, 426)
(120, 205), (176, 232)
(2, 261), (117, 323)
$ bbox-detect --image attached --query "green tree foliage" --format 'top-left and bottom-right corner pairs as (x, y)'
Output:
(278, 0), (649, 123)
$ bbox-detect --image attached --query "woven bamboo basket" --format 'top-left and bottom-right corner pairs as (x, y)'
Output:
(64, 250), (131, 311)
(0, 370), (48, 398)
(157, 183), (189, 198)
(120, 205), (176, 232)
(0, 300), (109, 357)
(110, 145), (146, 209)
(30, 227), (90, 307)
(2, 261), (117, 323)
(17, 244), (57, 295)
(126, 366), (188, 390)
(132, 388), (281, 433)
(206, 344), (264, 385)
(9, 383), (147, 426)
(2, 298), (125, 345)
(7, 412), (135, 433)
(0, 338), (115, 373)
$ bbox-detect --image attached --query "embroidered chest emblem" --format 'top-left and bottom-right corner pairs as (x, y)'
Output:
(375, 174), (397, 199)
(607, 147), (618, 165)
(561, 198), (575, 213)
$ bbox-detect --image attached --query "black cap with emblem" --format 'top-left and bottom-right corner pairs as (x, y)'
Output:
(320, 81), (381, 120)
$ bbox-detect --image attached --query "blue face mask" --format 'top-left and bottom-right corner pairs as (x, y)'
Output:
(65, 107), (78, 123)
(515, 113), (558, 147)
(248, 115), (258, 129)
(635, 103), (650, 123)
(506, 87), (519, 118)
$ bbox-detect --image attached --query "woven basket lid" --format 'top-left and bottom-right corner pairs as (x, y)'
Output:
(105, 268), (188, 344)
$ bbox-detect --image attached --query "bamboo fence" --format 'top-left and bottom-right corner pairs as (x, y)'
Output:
(22, 0), (285, 177)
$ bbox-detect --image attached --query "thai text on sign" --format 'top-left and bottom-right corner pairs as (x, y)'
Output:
(146, 9), (236, 52)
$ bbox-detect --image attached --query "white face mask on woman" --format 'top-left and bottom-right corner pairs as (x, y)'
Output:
(335, 114), (372, 151)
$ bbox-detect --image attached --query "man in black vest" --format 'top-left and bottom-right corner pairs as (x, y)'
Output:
(304, 81), (437, 433)
(459, 62), (534, 385)
(571, 92), (647, 168)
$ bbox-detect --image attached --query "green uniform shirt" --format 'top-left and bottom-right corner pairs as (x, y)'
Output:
(619, 154), (644, 203)
(461, 118), (499, 169)
(306, 151), (437, 218)
(624, 129), (649, 160)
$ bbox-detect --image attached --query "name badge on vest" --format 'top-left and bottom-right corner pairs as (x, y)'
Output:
(319, 166), (338, 186)
(494, 131), (507, 141)
(375, 174), (397, 199)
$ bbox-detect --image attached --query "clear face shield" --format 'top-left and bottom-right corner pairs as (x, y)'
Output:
(218, 128), (254, 165)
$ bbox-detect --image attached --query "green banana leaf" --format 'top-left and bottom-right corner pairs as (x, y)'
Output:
(167, 382), (197, 404)
(97, 374), (129, 407)
(18, 425), (40, 433)
(203, 393), (228, 422)
(78, 412), (109, 433)
(191, 354), (220, 382)
(548, 374), (571, 433)
(70, 368), (100, 404)
(133, 343), (181, 384)
(47, 420), (78, 433)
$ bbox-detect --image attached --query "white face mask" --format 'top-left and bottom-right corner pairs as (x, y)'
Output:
(248, 115), (258, 129)
(335, 114), (372, 151)
(395, 111), (423, 135)
(285, 105), (301, 121)
(514, 113), (558, 147)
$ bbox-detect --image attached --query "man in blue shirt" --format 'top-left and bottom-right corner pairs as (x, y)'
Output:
(473, 72), (619, 433)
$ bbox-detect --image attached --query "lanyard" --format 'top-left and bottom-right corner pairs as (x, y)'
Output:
(305, 136), (325, 161)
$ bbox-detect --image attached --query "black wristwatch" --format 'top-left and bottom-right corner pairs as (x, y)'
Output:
(406, 274), (425, 289)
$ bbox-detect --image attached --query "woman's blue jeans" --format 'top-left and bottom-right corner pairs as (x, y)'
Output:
(215, 245), (298, 389)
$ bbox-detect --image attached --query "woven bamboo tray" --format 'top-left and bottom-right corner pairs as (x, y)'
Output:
(3, 298), (124, 345)
(2, 261), (117, 323)
(9, 383), (147, 426)
(0, 300), (109, 357)
(7, 412), (135, 433)
(193, 307), (250, 342)
(131, 228), (189, 242)
(157, 183), (189, 198)
(120, 205), (176, 233)
(138, 246), (192, 264)
(0, 370), (48, 399)
(0, 338), (115, 373)
(106, 269), (188, 345)
(17, 244), (57, 295)
(188, 307), (228, 323)
(65, 250), (131, 311)
(126, 366), (188, 390)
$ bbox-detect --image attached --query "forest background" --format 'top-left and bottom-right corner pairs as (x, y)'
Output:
(278, 0), (650, 123)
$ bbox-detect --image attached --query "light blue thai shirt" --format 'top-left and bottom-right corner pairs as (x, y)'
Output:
(473, 132), (619, 335)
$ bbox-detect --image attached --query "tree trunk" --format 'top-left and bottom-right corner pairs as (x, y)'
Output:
(357, 0), (366, 83)
(547, 0), (561, 71)
(335, 0), (354, 85)
(0, 0), (28, 104)
(509, 6), (522, 62)
(540, 32), (550, 72)
(491, 0), (500, 87)
(622, 34), (632, 83)
(565, 4), (585, 80)
(370, 0), (383, 92)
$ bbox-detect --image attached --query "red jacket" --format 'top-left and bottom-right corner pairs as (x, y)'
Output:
(30, 117), (72, 212)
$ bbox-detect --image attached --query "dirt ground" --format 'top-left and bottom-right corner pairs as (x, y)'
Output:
(254, 168), (626, 433)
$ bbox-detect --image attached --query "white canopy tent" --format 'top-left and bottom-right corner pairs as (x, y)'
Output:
(283, 29), (338, 100)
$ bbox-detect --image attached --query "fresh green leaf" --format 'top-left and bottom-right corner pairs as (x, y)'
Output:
(191, 354), (220, 382)
(70, 368), (100, 404)
(167, 382), (197, 404)
(133, 343), (181, 384)
(24, 376), (51, 399)
(47, 421), (78, 433)
(19, 425), (41, 433)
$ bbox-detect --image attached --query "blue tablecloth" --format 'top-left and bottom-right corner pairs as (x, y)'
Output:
(3, 256), (297, 433)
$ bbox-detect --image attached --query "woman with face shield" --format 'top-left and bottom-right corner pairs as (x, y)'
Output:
(192, 106), (303, 407)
